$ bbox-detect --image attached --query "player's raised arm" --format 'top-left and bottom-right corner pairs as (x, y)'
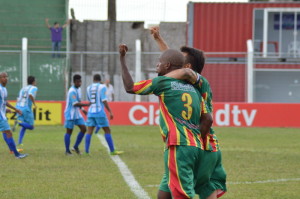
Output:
(150, 26), (169, 51)
(119, 44), (135, 93)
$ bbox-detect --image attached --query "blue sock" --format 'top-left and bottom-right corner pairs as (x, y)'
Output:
(95, 126), (101, 134)
(85, 134), (92, 153)
(74, 132), (84, 148)
(19, 122), (34, 130)
(2, 133), (12, 151)
(64, 133), (71, 153)
(105, 133), (115, 152)
(5, 137), (20, 156)
(18, 127), (26, 145)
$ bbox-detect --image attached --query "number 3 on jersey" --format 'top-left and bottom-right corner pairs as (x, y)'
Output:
(181, 93), (193, 120)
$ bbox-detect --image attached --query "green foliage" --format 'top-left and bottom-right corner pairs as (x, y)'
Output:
(0, 126), (299, 199)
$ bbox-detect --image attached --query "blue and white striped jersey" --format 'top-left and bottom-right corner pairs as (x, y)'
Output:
(16, 85), (38, 109)
(86, 83), (107, 117)
(0, 85), (7, 120)
(64, 86), (83, 120)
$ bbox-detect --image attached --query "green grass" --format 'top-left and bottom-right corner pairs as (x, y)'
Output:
(0, 126), (299, 199)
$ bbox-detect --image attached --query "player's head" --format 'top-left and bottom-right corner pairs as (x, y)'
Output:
(27, 76), (36, 85)
(93, 74), (101, 82)
(0, 72), (8, 86)
(54, 22), (59, 28)
(156, 49), (184, 76)
(105, 79), (110, 85)
(73, 74), (82, 88)
(180, 46), (205, 74)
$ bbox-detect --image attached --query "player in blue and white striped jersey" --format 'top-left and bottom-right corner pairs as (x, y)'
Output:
(0, 72), (27, 159)
(15, 76), (38, 146)
(64, 74), (90, 155)
(85, 74), (123, 155)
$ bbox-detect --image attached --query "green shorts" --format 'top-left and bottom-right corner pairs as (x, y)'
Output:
(159, 145), (205, 199)
(195, 150), (227, 199)
(159, 147), (227, 199)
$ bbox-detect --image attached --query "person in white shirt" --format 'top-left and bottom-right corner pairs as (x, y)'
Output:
(105, 79), (114, 102)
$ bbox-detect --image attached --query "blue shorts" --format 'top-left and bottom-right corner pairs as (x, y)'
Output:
(17, 107), (34, 126)
(86, 117), (109, 127)
(64, 118), (85, 129)
(0, 120), (11, 132)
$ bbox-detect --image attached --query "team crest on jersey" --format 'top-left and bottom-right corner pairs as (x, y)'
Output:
(72, 95), (76, 99)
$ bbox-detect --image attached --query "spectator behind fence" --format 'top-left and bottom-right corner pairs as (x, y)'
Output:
(45, 18), (70, 58)
(105, 79), (115, 102)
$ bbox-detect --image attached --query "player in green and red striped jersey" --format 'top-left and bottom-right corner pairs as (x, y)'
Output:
(119, 44), (212, 199)
(150, 27), (227, 199)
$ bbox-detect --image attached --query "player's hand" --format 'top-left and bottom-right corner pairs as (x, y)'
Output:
(6, 109), (12, 114)
(45, 18), (49, 22)
(119, 44), (128, 56)
(16, 109), (22, 116)
(109, 112), (114, 120)
(33, 104), (38, 109)
(150, 26), (160, 40)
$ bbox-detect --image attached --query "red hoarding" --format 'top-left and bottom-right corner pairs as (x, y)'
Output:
(38, 101), (300, 128)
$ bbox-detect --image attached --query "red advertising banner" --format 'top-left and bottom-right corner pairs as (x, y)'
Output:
(213, 103), (300, 128)
(106, 102), (300, 128)
(29, 101), (300, 128)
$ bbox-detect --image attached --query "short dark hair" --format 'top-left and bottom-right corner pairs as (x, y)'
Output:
(73, 74), (81, 82)
(54, 22), (58, 25)
(27, 76), (35, 85)
(93, 74), (101, 81)
(180, 46), (205, 74)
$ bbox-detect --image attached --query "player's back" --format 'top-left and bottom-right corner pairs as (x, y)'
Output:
(152, 76), (203, 147)
(0, 85), (7, 120)
(86, 83), (107, 117)
(16, 85), (37, 109)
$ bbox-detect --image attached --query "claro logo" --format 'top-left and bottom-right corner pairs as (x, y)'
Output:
(129, 105), (160, 125)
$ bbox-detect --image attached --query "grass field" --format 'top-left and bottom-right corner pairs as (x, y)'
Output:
(0, 125), (299, 199)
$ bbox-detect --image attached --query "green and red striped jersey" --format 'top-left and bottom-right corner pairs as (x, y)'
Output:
(197, 76), (219, 152)
(133, 76), (207, 149)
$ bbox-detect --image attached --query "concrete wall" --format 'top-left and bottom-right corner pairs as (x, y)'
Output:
(70, 20), (186, 101)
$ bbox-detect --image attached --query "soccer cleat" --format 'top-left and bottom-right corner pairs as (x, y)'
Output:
(71, 147), (81, 155)
(16, 153), (28, 159)
(65, 151), (73, 156)
(110, 150), (124, 155)
(10, 148), (24, 154)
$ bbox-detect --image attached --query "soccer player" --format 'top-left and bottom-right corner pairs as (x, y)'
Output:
(119, 44), (212, 199)
(0, 72), (28, 159)
(64, 74), (90, 155)
(150, 26), (227, 199)
(94, 78), (114, 134)
(85, 74), (123, 155)
(14, 76), (38, 147)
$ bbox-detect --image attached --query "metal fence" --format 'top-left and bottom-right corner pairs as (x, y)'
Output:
(0, 49), (299, 103)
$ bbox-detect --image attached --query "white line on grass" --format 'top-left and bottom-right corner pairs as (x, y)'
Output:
(227, 178), (300, 185)
(96, 134), (151, 199)
(145, 178), (300, 187)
